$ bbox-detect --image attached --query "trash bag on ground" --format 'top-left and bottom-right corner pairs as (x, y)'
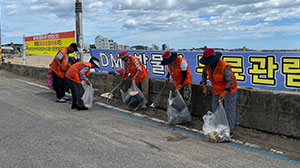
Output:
(120, 81), (146, 111)
(81, 81), (94, 108)
(202, 101), (230, 142)
(167, 90), (192, 125)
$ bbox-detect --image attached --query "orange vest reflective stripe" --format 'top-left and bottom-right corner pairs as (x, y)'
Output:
(65, 62), (91, 84)
(205, 59), (237, 95)
(168, 57), (193, 87)
(125, 56), (149, 82)
(50, 48), (69, 78)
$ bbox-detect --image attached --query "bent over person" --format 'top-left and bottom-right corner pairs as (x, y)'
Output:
(65, 57), (100, 110)
(200, 48), (239, 136)
(161, 51), (193, 109)
(118, 50), (149, 101)
(50, 43), (78, 102)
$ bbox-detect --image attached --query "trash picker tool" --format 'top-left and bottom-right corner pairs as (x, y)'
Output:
(149, 82), (167, 108)
(101, 81), (123, 103)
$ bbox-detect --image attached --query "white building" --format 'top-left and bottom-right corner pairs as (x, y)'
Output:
(111, 41), (118, 50)
(95, 35), (118, 49)
(118, 45), (130, 50)
(152, 44), (159, 51)
(83, 43), (90, 52)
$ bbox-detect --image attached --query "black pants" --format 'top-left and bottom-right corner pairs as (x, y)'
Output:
(64, 67), (71, 93)
(66, 78), (84, 107)
(52, 70), (65, 99)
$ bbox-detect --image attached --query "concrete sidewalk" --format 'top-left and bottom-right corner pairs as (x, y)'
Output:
(0, 69), (299, 161)
(0, 70), (299, 167)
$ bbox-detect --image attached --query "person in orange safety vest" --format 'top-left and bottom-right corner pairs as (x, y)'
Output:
(161, 51), (193, 110)
(200, 48), (239, 136)
(118, 50), (150, 101)
(65, 57), (100, 110)
(50, 43), (78, 103)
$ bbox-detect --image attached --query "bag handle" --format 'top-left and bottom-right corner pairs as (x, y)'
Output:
(203, 111), (214, 122)
(175, 89), (187, 106)
(131, 80), (139, 91)
(169, 90), (172, 100)
(218, 101), (225, 111)
(207, 111), (213, 116)
(175, 89), (183, 99)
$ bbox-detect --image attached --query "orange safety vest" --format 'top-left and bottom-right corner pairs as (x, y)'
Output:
(125, 56), (149, 82)
(205, 59), (237, 95)
(168, 57), (193, 87)
(50, 48), (69, 78)
(65, 62), (91, 84)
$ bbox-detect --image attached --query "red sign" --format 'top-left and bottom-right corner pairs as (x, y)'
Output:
(25, 31), (75, 42)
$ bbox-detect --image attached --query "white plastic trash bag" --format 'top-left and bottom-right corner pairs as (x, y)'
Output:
(81, 81), (94, 108)
(202, 101), (230, 142)
(167, 90), (192, 125)
(120, 81), (147, 111)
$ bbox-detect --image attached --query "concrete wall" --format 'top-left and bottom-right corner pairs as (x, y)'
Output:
(1, 63), (300, 138)
(0, 63), (49, 83)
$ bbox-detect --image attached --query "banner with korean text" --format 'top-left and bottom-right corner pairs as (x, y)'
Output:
(25, 31), (75, 56)
(90, 49), (300, 92)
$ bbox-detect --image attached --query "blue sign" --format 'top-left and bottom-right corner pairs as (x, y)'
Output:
(90, 49), (300, 92)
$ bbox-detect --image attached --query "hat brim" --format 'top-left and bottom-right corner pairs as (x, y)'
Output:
(200, 52), (222, 65)
(91, 61), (100, 69)
(117, 53), (129, 59)
(161, 54), (177, 65)
(71, 46), (78, 51)
(90, 58), (100, 69)
(70, 43), (78, 51)
(94, 63), (100, 69)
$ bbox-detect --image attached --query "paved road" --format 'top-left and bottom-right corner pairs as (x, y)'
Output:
(0, 74), (299, 168)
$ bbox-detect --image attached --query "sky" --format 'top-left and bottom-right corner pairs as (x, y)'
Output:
(1, 0), (300, 50)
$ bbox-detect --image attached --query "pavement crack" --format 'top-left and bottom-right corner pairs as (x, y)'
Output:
(139, 139), (162, 151)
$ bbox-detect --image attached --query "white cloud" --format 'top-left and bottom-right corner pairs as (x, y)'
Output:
(28, 0), (107, 18)
(87, 2), (103, 8)
(30, 5), (47, 11)
(110, 0), (300, 32)
(2, 0), (300, 49)
(124, 19), (137, 28)
(5, 4), (18, 15)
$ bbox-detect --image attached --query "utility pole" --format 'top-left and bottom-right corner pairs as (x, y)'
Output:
(0, 7), (2, 62)
(75, 0), (84, 62)
(23, 35), (26, 65)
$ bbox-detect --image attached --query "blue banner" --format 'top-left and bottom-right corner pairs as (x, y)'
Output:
(90, 49), (300, 92)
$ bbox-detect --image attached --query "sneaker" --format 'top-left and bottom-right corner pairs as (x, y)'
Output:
(63, 96), (70, 100)
(56, 98), (66, 103)
(71, 104), (78, 109)
(77, 106), (88, 111)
